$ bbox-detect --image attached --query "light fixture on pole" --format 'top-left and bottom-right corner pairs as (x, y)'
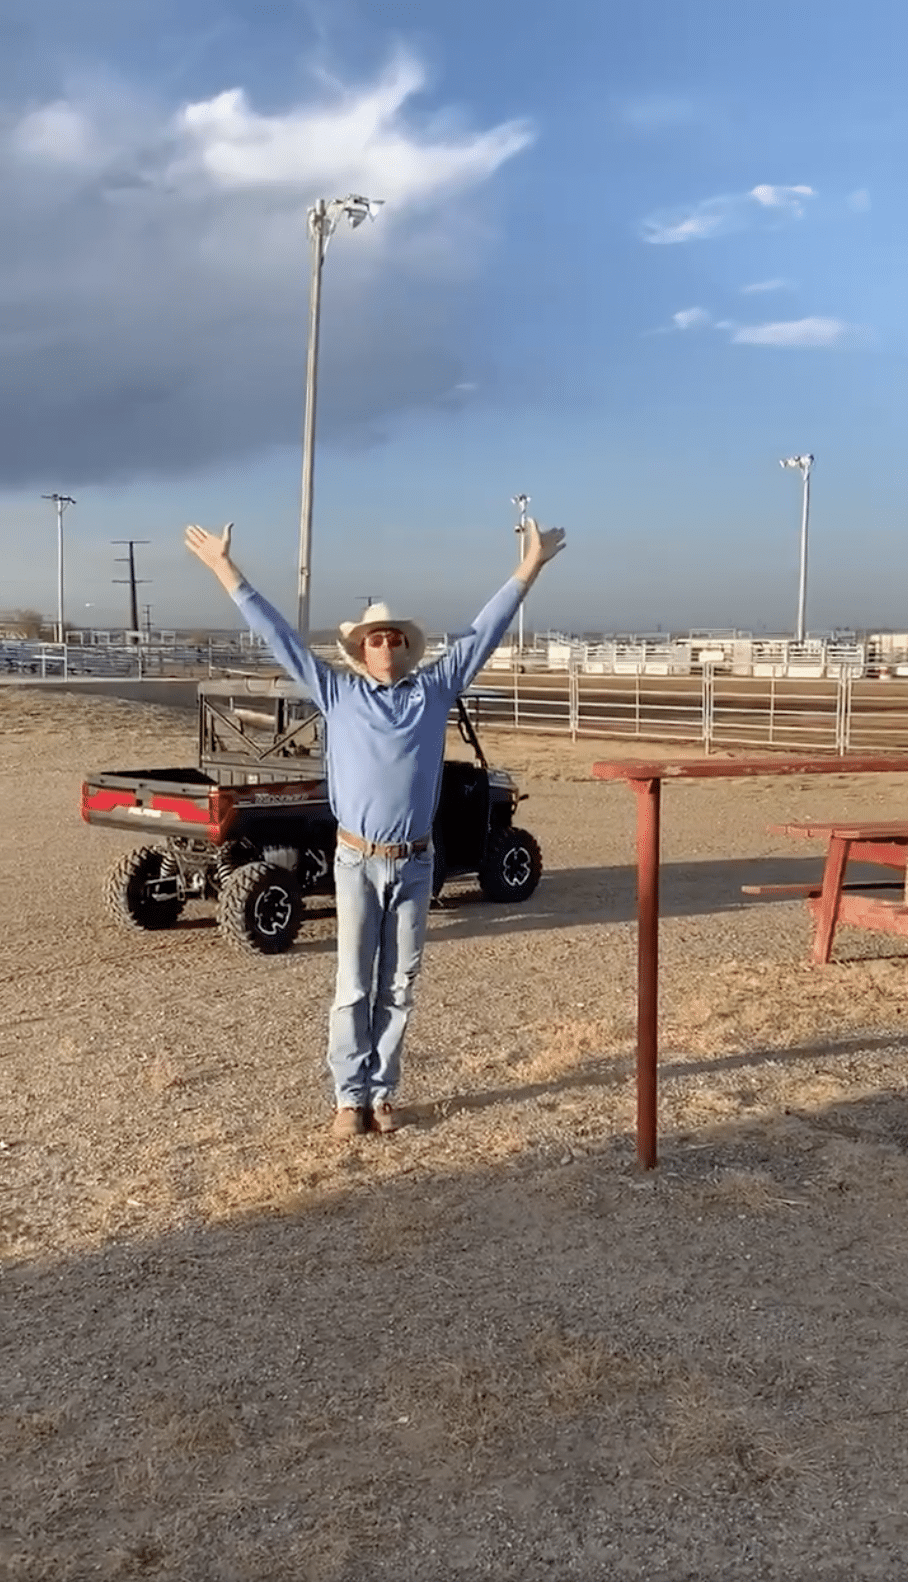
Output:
(42, 492), (76, 644)
(511, 493), (530, 653)
(779, 454), (814, 643)
(296, 193), (384, 637)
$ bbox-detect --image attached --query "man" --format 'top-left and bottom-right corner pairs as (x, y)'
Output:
(184, 518), (565, 1137)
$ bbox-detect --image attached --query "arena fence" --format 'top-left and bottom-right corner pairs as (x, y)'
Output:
(0, 637), (275, 680)
(4, 639), (908, 758)
(466, 664), (908, 757)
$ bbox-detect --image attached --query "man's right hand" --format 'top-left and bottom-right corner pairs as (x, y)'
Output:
(184, 523), (242, 592)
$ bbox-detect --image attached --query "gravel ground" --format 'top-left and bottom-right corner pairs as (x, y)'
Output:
(3, 687), (908, 1581)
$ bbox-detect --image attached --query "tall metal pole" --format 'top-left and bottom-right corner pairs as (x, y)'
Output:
(57, 499), (65, 644)
(512, 493), (530, 653)
(795, 463), (811, 644)
(297, 202), (326, 639)
(780, 454), (814, 644)
(42, 493), (76, 643)
(292, 193), (382, 638)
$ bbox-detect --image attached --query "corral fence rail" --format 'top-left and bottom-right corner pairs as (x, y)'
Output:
(4, 639), (908, 758)
(0, 637), (279, 681)
(466, 663), (908, 757)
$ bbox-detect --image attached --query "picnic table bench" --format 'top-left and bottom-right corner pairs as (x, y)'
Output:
(745, 819), (908, 964)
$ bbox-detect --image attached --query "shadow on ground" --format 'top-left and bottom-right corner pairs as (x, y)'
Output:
(428, 855), (899, 941)
(6, 1051), (908, 1582)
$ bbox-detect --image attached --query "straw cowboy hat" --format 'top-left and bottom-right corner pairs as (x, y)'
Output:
(337, 601), (427, 677)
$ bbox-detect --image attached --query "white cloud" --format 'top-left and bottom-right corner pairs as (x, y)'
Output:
(643, 183), (815, 245)
(672, 307), (712, 331)
(741, 278), (790, 294)
(732, 317), (867, 348)
(749, 183), (814, 213)
(12, 100), (97, 164)
(0, 51), (534, 485)
(169, 56), (531, 204)
(642, 204), (728, 245)
(658, 303), (870, 349)
(848, 187), (871, 212)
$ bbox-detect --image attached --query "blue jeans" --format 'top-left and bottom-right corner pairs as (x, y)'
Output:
(327, 841), (434, 1108)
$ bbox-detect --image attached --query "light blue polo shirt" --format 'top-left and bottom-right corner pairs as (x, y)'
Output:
(231, 576), (523, 845)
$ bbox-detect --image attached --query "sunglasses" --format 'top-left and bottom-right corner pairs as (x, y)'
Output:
(365, 630), (406, 649)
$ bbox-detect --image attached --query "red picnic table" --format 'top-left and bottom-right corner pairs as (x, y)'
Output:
(746, 819), (908, 963)
(591, 754), (908, 1169)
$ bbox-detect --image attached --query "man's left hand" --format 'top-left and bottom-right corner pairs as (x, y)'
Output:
(525, 518), (566, 564)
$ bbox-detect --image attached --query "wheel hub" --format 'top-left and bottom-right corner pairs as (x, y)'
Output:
(253, 885), (293, 936)
(502, 846), (531, 888)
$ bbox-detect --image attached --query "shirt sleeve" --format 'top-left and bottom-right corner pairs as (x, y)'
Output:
(427, 577), (524, 698)
(230, 579), (342, 714)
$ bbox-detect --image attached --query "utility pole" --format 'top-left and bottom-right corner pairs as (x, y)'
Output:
(41, 493), (76, 643)
(112, 540), (150, 639)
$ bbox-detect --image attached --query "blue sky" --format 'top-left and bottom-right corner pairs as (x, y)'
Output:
(1, 0), (906, 636)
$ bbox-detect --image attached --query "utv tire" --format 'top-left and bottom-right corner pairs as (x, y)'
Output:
(104, 845), (186, 931)
(217, 862), (304, 955)
(478, 826), (542, 903)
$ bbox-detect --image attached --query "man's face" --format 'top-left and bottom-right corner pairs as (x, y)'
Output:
(361, 626), (410, 683)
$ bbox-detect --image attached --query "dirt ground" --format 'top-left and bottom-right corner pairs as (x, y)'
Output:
(4, 686), (908, 1581)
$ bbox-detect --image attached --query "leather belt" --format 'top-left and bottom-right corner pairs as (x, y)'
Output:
(337, 828), (431, 861)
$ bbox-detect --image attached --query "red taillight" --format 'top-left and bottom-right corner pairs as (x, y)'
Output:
(150, 794), (211, 825)
(209, 786), (235, 841)
(81, 783), (138, 822)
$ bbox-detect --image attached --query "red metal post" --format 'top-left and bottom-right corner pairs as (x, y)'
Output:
(631, 776), (661, 1168)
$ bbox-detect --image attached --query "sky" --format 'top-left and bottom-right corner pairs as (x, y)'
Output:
(1, 0), (906, 638)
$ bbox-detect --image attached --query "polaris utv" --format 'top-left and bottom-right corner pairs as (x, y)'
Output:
(81, 679), (542, 955)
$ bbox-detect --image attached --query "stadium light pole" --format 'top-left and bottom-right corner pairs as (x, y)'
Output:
(42, 493), (76, 643)
(779, 455), (814, 643)
(296, 193), (383, 638)
(511, 493), (530, 653)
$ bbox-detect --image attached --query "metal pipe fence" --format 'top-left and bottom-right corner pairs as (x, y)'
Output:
(467, 663), (908, 757)
(709, 675), (842, 754)
(5, 640), (908, 758)
(573, 673), (704, 743)
(0, 637), (278, 681)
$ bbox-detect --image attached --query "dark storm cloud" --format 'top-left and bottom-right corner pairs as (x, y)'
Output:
(0, 51), (531, 487)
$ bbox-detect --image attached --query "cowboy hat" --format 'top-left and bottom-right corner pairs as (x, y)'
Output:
(337, 601), (427, 676)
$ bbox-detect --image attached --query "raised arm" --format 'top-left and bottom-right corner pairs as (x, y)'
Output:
(184, 523), (341, 712)
(433, 517), (566, 696)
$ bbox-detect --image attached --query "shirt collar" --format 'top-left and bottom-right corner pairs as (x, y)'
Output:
(362, 672), (416, 691)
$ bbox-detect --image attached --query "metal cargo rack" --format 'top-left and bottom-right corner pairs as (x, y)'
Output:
(197, 678), (327, 786)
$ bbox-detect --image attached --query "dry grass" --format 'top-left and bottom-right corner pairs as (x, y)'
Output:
(4, 687), (908, 1579)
